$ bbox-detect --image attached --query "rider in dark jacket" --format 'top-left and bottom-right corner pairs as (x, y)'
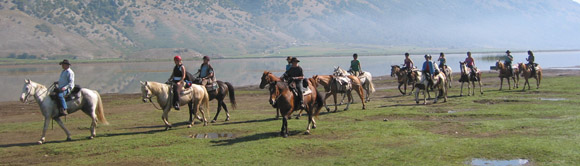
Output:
(281, 57), (305, 109)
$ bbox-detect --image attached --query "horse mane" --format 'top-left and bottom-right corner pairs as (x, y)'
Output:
(146, 81), (167, 93)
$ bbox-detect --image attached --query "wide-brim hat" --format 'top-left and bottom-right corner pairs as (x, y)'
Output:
(59, 59), (71, 65)
(290, 57), (300, 63)
(506, 50), (511, 53)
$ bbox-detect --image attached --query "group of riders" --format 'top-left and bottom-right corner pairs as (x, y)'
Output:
(399, 50), (537, 89)
(50, 50), (537, 117)
(51, 55), (217, 117)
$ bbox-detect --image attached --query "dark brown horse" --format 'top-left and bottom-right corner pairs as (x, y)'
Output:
(390, 65), (416, 95)
(260, 71), (324, 137)
(312, 74), (365, 112)
(188, 72), (236, 123)
(495, 61), (519, 90)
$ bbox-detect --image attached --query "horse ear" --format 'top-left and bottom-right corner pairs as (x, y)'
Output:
(25, 79), (30, 83)
(140, 81), (144, 85)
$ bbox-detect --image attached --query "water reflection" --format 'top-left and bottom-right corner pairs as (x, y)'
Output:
(469, 158), (529, 166)
(1, 51), (579, 101)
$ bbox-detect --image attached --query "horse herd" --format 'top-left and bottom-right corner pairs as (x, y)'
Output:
(18, 62), (542, 144)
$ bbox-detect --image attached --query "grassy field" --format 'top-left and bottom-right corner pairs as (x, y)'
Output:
(1, 70), (579, 165)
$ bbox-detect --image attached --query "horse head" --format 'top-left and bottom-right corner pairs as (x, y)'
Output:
(140, 81), (152, 103)
(459, 61), (468, 75)
(20, 79), (35, 103)
(260, 71), (274, 89)
(495, 60), (502, 70)
(390, 65), (400, 77)
(267, 82), (280, 107)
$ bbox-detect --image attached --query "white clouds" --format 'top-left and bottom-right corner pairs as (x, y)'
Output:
(573, 0), (580, 4)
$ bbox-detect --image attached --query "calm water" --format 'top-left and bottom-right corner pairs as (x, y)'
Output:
(3, 51), (579, 102)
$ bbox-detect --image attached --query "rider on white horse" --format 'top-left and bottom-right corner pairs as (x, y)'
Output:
(56, 59), (74, 116)
(422, 54), (435, 90)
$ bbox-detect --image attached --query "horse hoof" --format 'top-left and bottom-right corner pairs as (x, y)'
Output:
(305, 131), (311, 135)
(325, 108), (330, 112)
(203, 122), (208, 126)
(211, 120), (216, 123)
(295, 116), (300, 119)
(416, 101), (419, 104)
(362, 106), (366, 110)
(88, 136), (94, 139)
(283, 134), (289, 138)
(66, 137), (72, 141)
(37, 141), (43, 145)
(187, 125), (192, 128)
(225, 118), (230, 121)
(313, 125), (317, 129)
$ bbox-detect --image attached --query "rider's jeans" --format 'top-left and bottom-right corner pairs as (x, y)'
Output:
(57, 89), (70, 110)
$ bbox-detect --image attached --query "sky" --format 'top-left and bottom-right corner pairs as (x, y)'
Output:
(574, 0), (580, 4)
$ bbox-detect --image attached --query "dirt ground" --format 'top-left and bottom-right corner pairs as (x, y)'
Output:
(1, 69), (579, 146)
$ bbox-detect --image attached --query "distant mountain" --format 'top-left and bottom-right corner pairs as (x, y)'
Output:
(1, 0), (580, 59)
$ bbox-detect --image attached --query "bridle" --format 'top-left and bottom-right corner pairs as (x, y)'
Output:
(142, 83), (164, 110)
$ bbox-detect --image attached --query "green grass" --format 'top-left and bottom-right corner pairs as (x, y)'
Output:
(1, 73), (579, 165)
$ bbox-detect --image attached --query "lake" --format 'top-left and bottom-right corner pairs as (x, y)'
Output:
(3, 51), (579, 102)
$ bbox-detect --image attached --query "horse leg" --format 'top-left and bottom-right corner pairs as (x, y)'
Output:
(89, 114), (97, 139)
(38, 116), (51, 144)
(398, 83), (406, 95)
(414, 88), (420, 104)
(305, 108), (313, 135)
(162, 108), (171, 130)
(356, 86), (366, 110)
(221, 101), (231, 121)
(344, 91), (352, 111)
(499, 78), (503, 90)
(332, 92), (338, 112)
(535, 76), (540, 89)
(188, 102), (194, 123)
(478, 80), (483, 95)
(211, 101), (222, 123)
(422, 89), (427, 105)
(281, 116), (289, 138)
(53, 117), (72, 141)
(460, 82), (464, 96)
(324, 92), (332, 112)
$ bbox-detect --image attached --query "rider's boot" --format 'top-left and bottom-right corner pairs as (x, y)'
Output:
(59, 108), (68, 116)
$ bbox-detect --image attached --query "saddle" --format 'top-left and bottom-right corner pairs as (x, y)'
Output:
(289, 81), (311, 96)
(333, 76), (352, 93)
(50, 85), (82, 102)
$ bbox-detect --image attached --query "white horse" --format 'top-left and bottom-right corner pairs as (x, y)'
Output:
(19, 79), (108, 144)
(333, 66), (375, 102)
(140, 81), (210, 130)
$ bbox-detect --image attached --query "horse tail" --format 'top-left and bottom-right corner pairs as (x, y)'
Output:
(202, 86), (210, 117)
(225, 82), (237, 109)
(368, 77), (376, 93)
(95, 91), (109, 125)
(314, 90), (324, 118)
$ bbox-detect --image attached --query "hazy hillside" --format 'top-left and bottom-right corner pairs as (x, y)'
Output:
(1, 0), (580, 59)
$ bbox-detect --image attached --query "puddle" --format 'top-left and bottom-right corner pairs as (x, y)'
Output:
(432, 110), (456, 113)
(474, 99), (521, 105)
(186, 133), (235, 139)
(539, 98), (567, 101)
(468, 158), (529, 166)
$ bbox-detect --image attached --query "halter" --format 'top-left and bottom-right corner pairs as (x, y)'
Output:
(143, 84), (164, 110)
(22, 83), (54, 104)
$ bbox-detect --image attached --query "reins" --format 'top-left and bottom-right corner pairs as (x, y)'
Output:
(145, 83), (171, 111)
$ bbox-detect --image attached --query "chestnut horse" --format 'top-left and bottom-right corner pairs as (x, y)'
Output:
(495, 61), (519, 90)
(390, 65), (416, 95)
(260, 71), (284, 119)
(260, 73), (324, 137)
(459, 62), (483, 96)
(312, 74), (366, 112)
(518, 63), (542, 90)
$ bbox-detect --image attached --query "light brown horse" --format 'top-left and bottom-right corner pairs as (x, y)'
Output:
(495, 61), (519, 90)
(141, 81), (210, 130)
(312, 74), (366, 112)
(390, 65), (416, 95)
(518, 63), (542, 90)
(459, 62), (483, 96)
(260, 73), (324, 137)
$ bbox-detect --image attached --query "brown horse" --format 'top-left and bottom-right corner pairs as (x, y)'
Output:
(188, 71), (236, 123)
(261, 74), (324, 137)
(390, 65), (416, 95)
(459, 62), (483, 96)
(495, 61), (519, 90)
(260, 71), (284, 119)
(312, 75), (366, 112)
(518, 63), (542, 90)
